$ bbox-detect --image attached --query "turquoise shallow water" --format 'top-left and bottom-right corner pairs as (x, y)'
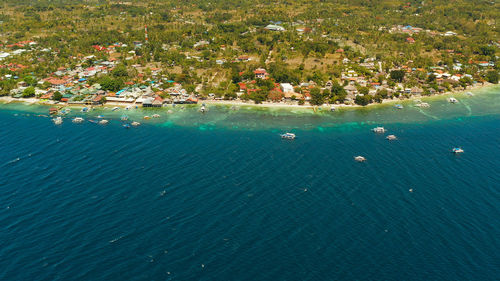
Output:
(0, 86), (499, 280)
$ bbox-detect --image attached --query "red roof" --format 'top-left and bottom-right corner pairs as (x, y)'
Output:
(238, 82), (247, 90)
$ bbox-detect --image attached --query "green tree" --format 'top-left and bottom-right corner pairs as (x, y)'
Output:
(354, 95), (372, 106)
(22, 86), (36, 98)
(309, 87), (324, 106)
(52, 91), (63, 101)
(390, 70), (405, 82)
(486, 71), (498, 84)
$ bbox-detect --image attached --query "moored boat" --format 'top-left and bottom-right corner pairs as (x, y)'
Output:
(152, 114), (160, 118)
(112, 107), (120, 111)
(52, 116), (63, 125)
(99, 119), (109, 125)
(131, 121), (141, 126)
(49, 107), (58, 115)
(123, 124), (131, 129)
(280, 133), (296, 140)
(448, 97), (458, 103)
(72, 117), (84, 123)
(386, 135), (397, 140)
(452, 147), (464, 154)
(354, 156), (366, 162)
(121, 115), (129, 121)
(395, 104), (404, 109)
(372, 127), (386, 133)
(415, 102), (430, 108)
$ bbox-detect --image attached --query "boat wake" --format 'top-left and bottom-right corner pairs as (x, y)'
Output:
(109, 235), (124, 244)
(415, 107), (438, 120)
(461, 100), (472, 116)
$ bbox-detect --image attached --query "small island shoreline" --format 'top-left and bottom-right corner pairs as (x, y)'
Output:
(0, 82), (497, 111)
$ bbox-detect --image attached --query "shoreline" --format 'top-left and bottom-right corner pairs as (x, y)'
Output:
(0, 83), (497, 111)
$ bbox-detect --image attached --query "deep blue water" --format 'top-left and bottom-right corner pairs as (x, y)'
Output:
(0, 109), (499, 280)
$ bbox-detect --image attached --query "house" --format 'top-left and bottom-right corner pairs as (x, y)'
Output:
(142, 97), (154, 107)
(236, 55), (250, 62)
(410, 87), (424, 95)
(254, 68), (268, 79)
(92, 95), (104, 105)
(152, 96), (163, 107)
(265, 24), (285, 31)
(280, 83), (294, 93)
(406, 37), (415, 43)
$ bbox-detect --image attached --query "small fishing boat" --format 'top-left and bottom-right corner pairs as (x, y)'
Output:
(88, 120), (98, 124)
(448, 97), (458, 103)
(372, 127), (386, 133)
(280, 133), (296, 140)
(167, 110), (173, 114)
(199, 105), (207, 113)
(394, 104), (404, 109)
(386, 135), (397, 140)
(131, 121), (141, 126)
(452, 147), (464, 154)
(97, 115), (104, 119)
(81, 107), (88, 112)
(465, 92), (474, 96)
(143, 116), (151, 120)
(52, 116), (63, 125)
(354, 156), (366, 162)
(330, 106), (336, 112)
(99, 119), (109, 125)
(123, 124), (131, 129)
(415, 102), (430, 108)
(125, 106), (132, 110)
(112, 107), (120, 111)
(121, 115), (129, 121)
(72, 117), (84, 123)
(49, 107), (58, 115)
(152, 114), (160, 118)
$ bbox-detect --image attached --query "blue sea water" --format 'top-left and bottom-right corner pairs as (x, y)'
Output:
(1, 92), (500, 280)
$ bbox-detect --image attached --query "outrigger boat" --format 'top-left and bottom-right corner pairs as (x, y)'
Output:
(280, 133), (296, 140)
(52, 116), (63, 125)
(72, 117), (84, 123)
(452, 147), (464, 154)
(354, 156), (366, 162)
(372, 127), (386, 133)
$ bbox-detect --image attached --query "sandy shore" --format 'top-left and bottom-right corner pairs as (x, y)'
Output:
(0, 83), (497, 111)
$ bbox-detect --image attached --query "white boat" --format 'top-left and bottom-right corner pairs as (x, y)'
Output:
(125, 105), (132, 110)
(330, 106), (336, 112)
(280, 133), (296, 140)
(465, 92), (474, 96)
(448, 97), (458, 103)
(99, 119), (109, 125)
(354, 156), (366, 162)
(112, 107), (120, 111)
(452, 147), (464, 154)
(131, 121), (141, 126)
(415, 102), (430, 108)
(152, 114), (160, 118)
(394, 104), (404, 109)
(72, 117), (84, 123)
(81, 107), (88, 112)
(386, 135), (397, 140)
(200, 105), (207, 113)
(52, 116), (63, 125)
(121, 115), (128, 121)
(372, 127), (386, 133)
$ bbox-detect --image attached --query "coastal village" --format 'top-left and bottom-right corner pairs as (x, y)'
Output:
(0, 2), (498, 110)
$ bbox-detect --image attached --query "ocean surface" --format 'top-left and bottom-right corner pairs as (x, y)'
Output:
(1, 87), (500, 280)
